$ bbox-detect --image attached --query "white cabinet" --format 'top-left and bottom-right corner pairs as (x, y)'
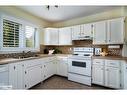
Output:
(56, 57), (68, 77)
(105, 67), (120, 88)
(24, 64), (42, 89)
(59, 27), (72, 45)
(9, 62), (24, 89)
(80, 23), (93, 38)
(92, 65), (104, 85)
(23, 59), (42, 89)
(107, 18), (124, 44)
(0, 65), (9, 86)
(72, 24), (93, 40)
(44, 28), (59, 45)
(93, 21), (107, 44)
(92, 59), (104, 85)
(92, 59), (121, 89)
(93, 17), (125, 44)
(41, 57), (56, 80)
(72, 25), (81, 40)
(105, 60), (121, 88)
(121, 61), (127, 89)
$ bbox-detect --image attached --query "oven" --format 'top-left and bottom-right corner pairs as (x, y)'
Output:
(68, 57), (91, 76)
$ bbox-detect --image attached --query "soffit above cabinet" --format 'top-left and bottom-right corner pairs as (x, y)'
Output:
(17, 6), (119, 22)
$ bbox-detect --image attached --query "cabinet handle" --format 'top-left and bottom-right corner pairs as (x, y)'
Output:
(44, 75), (46, 77)
(25, 84), (27, 88)
(25, 71), (27, 74)
(22, 64), (24, 67)
(14, 66), (16, 70)
(96, 62), (100, 63)
(106, 69), (109, 71)
(126, 67), (127, 69)
(44, 65), (46, 67)
(41, 66), (42, 68)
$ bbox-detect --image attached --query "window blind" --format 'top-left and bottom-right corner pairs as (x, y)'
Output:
(3, 19), (21, 47)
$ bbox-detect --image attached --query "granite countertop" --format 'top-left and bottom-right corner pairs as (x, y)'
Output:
(92, 56), (127, 61)
(0, 54), (71, 65)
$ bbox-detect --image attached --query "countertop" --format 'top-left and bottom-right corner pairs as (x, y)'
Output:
(92, 56), (127, 61)
(0, 54), (70, 65)
(1, 54), (127, 65)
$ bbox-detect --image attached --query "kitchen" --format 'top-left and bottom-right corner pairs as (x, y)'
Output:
(0, 6), (127, 90)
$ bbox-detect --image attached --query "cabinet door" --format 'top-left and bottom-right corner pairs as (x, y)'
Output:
(105, 67), (120, 88)
(57, 59), (68, 77)
(24, 65), (42, 89)
(107, 18), (124, 44)
(50, 28), (59, 45)
(92, 65), (104, 85)
(44, 28), (59, 45)
(44, 29), (50, 45)
(59, 27), (72, 45)
(72, 25), (80, 40)
(9, 63), (18, 89)
(93, 21), (107, 44)
(81, 23), (93, 37)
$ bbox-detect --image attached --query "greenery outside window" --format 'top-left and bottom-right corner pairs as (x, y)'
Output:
(3, 19), (21, 47)
(25, 26), (37, 48)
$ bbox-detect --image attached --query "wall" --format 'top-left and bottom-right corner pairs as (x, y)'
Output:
(0, 6), (52, 45)
(52, 7), (124, 27)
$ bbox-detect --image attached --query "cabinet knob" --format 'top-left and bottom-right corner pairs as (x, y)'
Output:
(44, 65), (46, 67)
(14, 66), (16, 70)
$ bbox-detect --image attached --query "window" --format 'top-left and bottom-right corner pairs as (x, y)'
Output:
(1, 14), (39, 51)
(3, 19), (21, 47)
(25, 26), (36, 48)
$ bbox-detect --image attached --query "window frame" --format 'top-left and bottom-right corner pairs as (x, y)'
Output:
(0, 14), (39, 52)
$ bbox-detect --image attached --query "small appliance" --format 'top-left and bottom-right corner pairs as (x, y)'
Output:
(95, 48), (102, 56)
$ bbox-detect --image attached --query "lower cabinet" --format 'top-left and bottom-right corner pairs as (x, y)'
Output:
(8, 56), (67, 89)
(105, 66), (120, 88)
(9, 62), (24, 89)
(92, 65), (104, 85)
(92, 59), (121, 89)
(24, 64), (42, 89)
(56, 57), (68, 77)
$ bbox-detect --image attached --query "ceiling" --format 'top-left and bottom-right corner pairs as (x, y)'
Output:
(17, 6), (119, 22)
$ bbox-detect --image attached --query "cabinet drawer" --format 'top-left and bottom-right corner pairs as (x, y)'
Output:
(105, 60), (120, 68)
(93, 59), (104, 65)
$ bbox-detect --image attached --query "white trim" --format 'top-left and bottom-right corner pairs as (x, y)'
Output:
(0, 13), (40, 52)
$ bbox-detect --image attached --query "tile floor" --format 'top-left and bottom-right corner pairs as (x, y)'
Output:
(31, 75), (111, 89)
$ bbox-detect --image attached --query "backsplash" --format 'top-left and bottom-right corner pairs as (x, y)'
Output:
(40, 40), (123, 56)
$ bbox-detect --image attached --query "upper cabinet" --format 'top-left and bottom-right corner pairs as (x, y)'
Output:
(72, 23), (93, 40)
(107, 18), (124, 44)
(59, 27), (72, 45)
(44, 28), (59, 45)
(72, 25), (81, 40)
(44, 27), (72, 45)
(93, 21), (107, 44)
(44, 17), (125, 45)
(93, 17), (125, 45)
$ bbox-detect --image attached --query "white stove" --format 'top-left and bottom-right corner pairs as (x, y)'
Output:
(68, 47), (93, 86)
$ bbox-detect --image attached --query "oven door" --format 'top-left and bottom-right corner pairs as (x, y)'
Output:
(68, 58), (91, 76)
